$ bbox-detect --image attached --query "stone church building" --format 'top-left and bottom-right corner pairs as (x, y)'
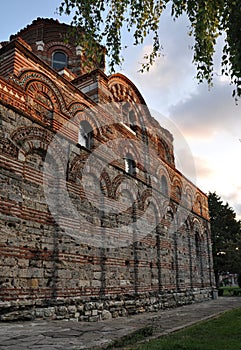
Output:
(0, 18), (215, 321)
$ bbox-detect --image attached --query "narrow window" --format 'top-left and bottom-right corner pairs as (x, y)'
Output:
(125, 153), (136, 175)
(161, 175), (168, 196)
(121, 103), (136, 132)
(195, 232), (201, 260)
(78, 120), (92, 149)
(52, 51), (68, 70)
(176, 185), (181, 200)
(128, 110), (136, 131)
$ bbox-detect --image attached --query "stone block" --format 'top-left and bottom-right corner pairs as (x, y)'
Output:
(101, 309), (112, 320)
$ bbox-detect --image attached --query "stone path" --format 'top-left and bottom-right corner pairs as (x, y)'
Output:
(1, 297), (241, 350)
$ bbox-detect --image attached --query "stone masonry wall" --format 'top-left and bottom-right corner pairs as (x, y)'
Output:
(0, 19), (215, 321)
(0, 101), (215, 322)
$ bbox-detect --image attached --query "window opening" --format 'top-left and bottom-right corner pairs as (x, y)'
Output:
(125, 153), (136, 175)
(176, 185), (181, 200)
(78, 120), (92, 149)
(195, 232), (201, 260)
(161, 175), (168, 196)
(52, 51), (68, 70)
(128, 110), (136, 130)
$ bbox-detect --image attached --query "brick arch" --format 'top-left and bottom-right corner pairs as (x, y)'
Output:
(157, 139), (172, 164)
(11, 126), (52, 148)
(160, 204), (177, 242)
(27, 81), (56, 109)
(139, 188), (152, 211)
(111, 174), (137, 201)
(147, 201), (160, 225)
(108, 74), (147, 105)
(68, 153), (89, 183)
(44, 41), (76, 60)
(11, 126), (65, 172)
(15, 70), (67, 114)
(183, 185), (194, 209)
(111, 174), (126, 199)
(194, 192), (204, 203)
(139, 189), (163, 223)
(171, 176), (183, 201)
(154, 163), (171, 196)
(69, 154), (109, 187)
(44, 41), (79, 73)
(163, 203), (176, 224)
(155, 162), (171, 179)
(192, 218), (203, 237)
(26, 80), (59, 126)
(194, 192), (205, 216)
(108, 75), (153, 132)
(100, 171), (112, 197)
(74, 109), (102, 137)
(121, 140), (142, 168)
(109, 82), (135, 104)
(68, 102), (91, 116)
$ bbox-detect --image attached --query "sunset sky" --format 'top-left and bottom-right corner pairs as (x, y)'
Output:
(1, 0), (241, 219)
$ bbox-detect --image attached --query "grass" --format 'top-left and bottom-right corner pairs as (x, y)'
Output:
(106, 326), (153, 349)
(219, 286), (241, 296)
(126, 307), (241, 350)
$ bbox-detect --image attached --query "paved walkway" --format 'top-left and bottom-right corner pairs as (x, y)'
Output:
(1, 297), (241, 350)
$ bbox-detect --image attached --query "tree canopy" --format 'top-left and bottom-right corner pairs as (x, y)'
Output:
(59, 0), (241, 98)
(208, 192), (241, 284)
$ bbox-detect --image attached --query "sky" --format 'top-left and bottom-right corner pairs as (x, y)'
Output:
(1, 0), (241, 220)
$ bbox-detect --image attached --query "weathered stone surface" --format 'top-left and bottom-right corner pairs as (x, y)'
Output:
(101, 309), (112, 320)
(0, 18), (215, 323)
(1, 298), (241, 350)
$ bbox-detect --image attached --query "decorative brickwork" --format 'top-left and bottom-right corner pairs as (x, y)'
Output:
(0, 18), (216, 322)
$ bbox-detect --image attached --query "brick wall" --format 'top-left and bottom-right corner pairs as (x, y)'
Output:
(0, 19), (216, 322)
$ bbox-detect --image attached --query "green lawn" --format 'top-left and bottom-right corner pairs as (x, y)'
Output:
(127, 307), (241, 350)
(219, 286), (241, 296)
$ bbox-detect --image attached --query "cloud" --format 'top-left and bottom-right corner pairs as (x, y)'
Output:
(121, 10), (197, 114)
(222, 190), (241, 220)
(223, 188), (241, 204)
(119, 7), (241, 221)
(170, 78), (241, 139)
(234, 204), (241, 220)
(193, 156), (214, 178)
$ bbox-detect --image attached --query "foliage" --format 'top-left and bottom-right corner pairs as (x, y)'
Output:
(128, 307), (241, 350)
(208, 192), (241, 281)
(218, 286), (241, 296)
(58, 0), (241, 97)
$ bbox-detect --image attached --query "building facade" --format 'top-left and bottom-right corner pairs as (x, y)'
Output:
(0, 18), (215, 321)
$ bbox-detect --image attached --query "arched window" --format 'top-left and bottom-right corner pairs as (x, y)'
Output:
(52, 51), (68, 70)
(78, 120), (92, 149)
(195, 230), (204, 287)
(175, 185), (181, 200)
(161, 175), (168, 196)
(125, 153), (136, 175)
(195, 232), (200, 257)
(128, 110), (136, 131)
(158, 140), (172, 164)
(121, 103), (136, 132)
(186, 192), (193, 209)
